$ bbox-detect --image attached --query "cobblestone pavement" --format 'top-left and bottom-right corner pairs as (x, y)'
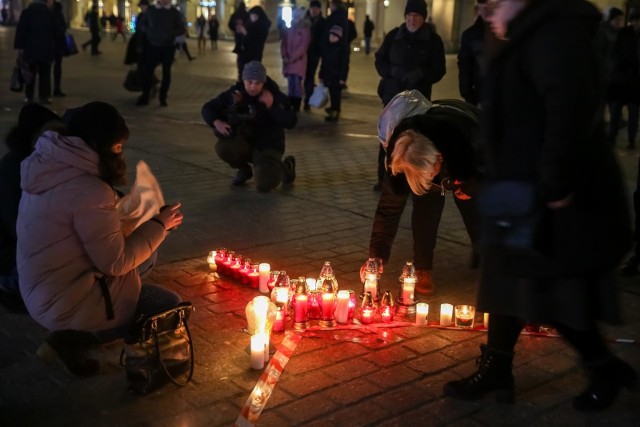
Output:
(0, 27), (638, 426)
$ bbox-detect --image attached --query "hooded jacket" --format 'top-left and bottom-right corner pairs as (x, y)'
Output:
(17, 131), (165, 332)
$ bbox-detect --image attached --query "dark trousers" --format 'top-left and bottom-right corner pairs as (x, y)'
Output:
(215, 137), (284, 192)
(369, 176), (478, 270)
(304, 53), (320, 106)
(488, 314), (608, 363)
(52, 53), (62, 94)
(609, 101), (639, 145)
(25, 61), (52, 101)
(141, 44), (175, 103)
(327, 81), (343, 112)
(82, 31), (101, 54)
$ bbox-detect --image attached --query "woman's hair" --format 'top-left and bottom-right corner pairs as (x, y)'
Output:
(4, 104), (61, 158)
(390, 129), (442, 195)
(64, 102), (129, 186)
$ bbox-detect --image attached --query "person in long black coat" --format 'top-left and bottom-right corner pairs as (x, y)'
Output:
(443, 0), (636, 412)
(13, 0), (59, 104)
(457, 0), (489, 107)
(51, 1), (67, 97)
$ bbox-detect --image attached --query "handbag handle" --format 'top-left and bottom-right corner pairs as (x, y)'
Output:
(152, 309), (195, 386)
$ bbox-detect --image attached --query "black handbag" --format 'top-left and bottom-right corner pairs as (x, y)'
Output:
(477, 181), (542, 252)
(120, 302), (195, 395)
(10, 65), (23, 92)
(123, 69), (141, 92)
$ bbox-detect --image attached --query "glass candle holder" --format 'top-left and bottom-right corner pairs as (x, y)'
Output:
(258, 263), (270, 293)
(360, 291), (375, 325)
(239, 258), (252, 284)
(273, 304), (285, 333)
(230, 255), (243, 280)
(348, 290), (356, 319)
(221, 250), (235, 276)
(249, 264), (260, 289)
(454, 305), (475, 328)
(267, 270), (280, 291)
(214, 248), (226, 272)
(207, 250), (217, 271)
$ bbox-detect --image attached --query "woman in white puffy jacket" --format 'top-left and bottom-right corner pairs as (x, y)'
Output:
(17, 101), (184, 376)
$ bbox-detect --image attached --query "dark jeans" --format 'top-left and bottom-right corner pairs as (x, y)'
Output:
(365, 37), (372, 54)
(141, 44), (175, 103)
(609, 101), (639, 145)
(304, 53), (320, 106)
(215, 136), (285, 192)
(82, 31), (101, 54)
(369, 176), (478, 270)
(52, 52), (62, 94)
(25, 61), (52, 100)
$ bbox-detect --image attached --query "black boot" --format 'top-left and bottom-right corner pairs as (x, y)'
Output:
(325, 110), (340, 122)
(572, 355), (639, 411)
(443, 344), (515, 402)
(36, 330), (101, 377)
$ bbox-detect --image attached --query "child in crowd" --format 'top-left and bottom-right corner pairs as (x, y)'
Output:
(319, 25), (348, 122)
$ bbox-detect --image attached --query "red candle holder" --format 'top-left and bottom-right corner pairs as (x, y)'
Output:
(348, 290), (356, 319)
(360, 291), (375, 325)
(273, 304), (285, 333)
(221, 251), (235, 276)
(267, 270), (280, 291)
(230, 256), (243, 280)
(239, 259), (252, 285)
(248, 265), (260, 289)
(214, 248), (226, 272)
(307, 291), (321, 320)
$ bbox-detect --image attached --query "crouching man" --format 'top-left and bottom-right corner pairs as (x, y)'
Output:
(201, 60), (297, 192)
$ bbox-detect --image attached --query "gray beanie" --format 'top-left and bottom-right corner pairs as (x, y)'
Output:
(242, 61), (267, 83)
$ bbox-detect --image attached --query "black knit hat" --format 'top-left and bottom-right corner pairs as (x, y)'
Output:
(608, 7), (624, 22)
(5, 104), (60, 156)
(310, 0), (321, 8)
(65, 102), (129, 153)
(404, 0), (428, 18)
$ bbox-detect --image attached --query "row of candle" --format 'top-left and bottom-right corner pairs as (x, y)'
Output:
(415, 303), (489, 328)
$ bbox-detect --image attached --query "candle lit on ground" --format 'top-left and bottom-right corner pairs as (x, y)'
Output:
(381, 305), (393, 323)
(363, 274), (377, 301)
(262, 333), (270, 362)
(207, 251), (217, 270)
(361, 308), (373, 324)
(455, 305), (475, 328)
(293, 294), (308, 323)
(416, 303), (428, 325)
(335, 290), (350, 324)
(440, 303), (453, 327)
(402, 276), (416, 302)
(273, 305), (285, 332)
(484, 312), (489, 328)
(258, 263), (270, 293)
(250, 334), (265, 370)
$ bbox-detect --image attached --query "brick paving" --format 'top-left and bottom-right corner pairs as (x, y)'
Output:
(0, 27), (638, 426)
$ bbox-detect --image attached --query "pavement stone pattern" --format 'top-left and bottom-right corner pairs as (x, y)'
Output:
(0, 27), (639, 426)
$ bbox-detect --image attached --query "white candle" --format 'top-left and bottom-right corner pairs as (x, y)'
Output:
(440, 303), (453, 327)
(364, 275), (377, 300)
(416, 303), (429, 326)
(250, 334), (265, 370)
(207, 251), (217, 270)
(335, 290), (350, 323)
(484, 312), (489, 328)
(258, 263), (270, 293)
(253, 296), (269, 333)
(402, 276), (416, 302)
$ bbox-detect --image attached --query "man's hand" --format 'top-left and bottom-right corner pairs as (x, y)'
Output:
(213, 119), (231, 136)
(258, 89), (274, 109)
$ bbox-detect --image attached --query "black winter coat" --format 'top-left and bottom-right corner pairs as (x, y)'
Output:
(201, 78), (296, 153)
(608, 25), (640, 103)
(320, 40), (349, 84)
(14, 0), (58, 63)
(478, 0), (630, 327)
(375, 23), (446, 105)
(457, 16), (486, 106)
(240, 7), (271, 62)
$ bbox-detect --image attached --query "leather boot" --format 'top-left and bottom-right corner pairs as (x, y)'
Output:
(36, 330), (101, 377)
(443, 344), (515, 403)
(572, 354), (639, 411)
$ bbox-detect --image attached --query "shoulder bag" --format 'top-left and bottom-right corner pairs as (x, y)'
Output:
(120, 302), (195, 394)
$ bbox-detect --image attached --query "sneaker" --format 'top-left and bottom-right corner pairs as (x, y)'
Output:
(283, 155), (296, 184)
(415, 269), (434, 295)
(232, 167), (253, 186)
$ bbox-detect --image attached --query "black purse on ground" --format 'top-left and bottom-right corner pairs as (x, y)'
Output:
(477, 181), (542, 252)
(120, 302), (195, 395)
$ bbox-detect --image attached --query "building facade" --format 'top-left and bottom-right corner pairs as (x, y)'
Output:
(3, 0), (633, 52)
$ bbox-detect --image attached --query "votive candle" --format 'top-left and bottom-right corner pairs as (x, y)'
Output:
(416, 303), (429, 326)
(440, 303), (453, 327)
(335, 290), (350, 324)
(294, 294), (308, 323)
(361, 307), (373, 325)
(207, 251), (217, 271)
(258, 263), (270, 293)
(250, 334), (265, 370)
